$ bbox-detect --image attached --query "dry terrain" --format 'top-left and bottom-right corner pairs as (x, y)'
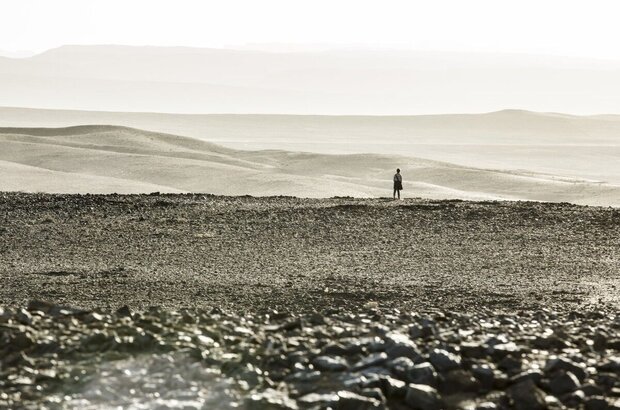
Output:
(2, 124), (620, 206)
(1, 193), (618, 313)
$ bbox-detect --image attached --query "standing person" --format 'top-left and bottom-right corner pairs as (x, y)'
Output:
(393, 168), (403, 199)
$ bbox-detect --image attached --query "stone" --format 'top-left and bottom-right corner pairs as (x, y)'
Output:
(545, 356), (587, 381)
(352, 353), (388, 371)
(584, 396), (609, 410)
(489, 342), (521, 360)
(497, 355), (522, 373)
(312, 355), (348, 371)
(381, 376), (407, 398)
(510, 370), (543, 386)
(406, 362), (437, 386)
(507, 379), (546, 410)
(598, 358), (620, 373)
(384, 331), (420, 361)
(460, 342), (486, 358)
(336, 390), (382, 410)
(409, 324), (435, 339)
(580, 384), (605, 397)
(471, 364), (494, 390)
(388, 356), (415, 378)
(440, 369), (480, 394)
(116, 305), (132, 318)
(548, 370), (580, 395)
(298, 393), (339, 408)
(476, 403), (497, 409)
(404, 384), (442, 410)
(429, 349), (461, 372)
(359, 388), (386, 405)
(561, 389), (586, 408)
(246, 389), (298, 409)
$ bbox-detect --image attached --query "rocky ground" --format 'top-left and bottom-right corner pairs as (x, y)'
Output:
(1, 193), (619, 409)
(1, 193), (619, 312)
(0, 302), (619, 409)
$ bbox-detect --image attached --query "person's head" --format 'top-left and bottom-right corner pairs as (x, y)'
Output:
(396, 168), (400, 173)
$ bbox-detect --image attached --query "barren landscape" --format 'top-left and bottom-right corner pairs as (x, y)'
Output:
(1, 193), (619, 312)
(1, 193), (620, 409)
(2, 119), (620, 206)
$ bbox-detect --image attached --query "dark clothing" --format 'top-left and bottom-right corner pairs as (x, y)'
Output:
(393, 173), (403, 190)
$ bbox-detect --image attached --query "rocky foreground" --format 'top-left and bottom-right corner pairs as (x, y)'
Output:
(1, 193), (619, 409)
(1, 301), (619, 409)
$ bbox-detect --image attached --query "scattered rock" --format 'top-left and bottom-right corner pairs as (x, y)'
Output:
(429, 349), (461, 372)
(312, 356), (348, 372)
(507, 379), (547, 410)
(405, 383), (442, 410)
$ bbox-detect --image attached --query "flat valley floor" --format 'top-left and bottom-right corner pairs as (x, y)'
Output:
(1, 193), (619, 313)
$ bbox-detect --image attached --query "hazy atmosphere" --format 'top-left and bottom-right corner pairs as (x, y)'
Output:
(1, 2), (620, 409)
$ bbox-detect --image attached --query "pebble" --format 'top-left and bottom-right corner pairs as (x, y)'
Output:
(405, 383), (442, 410)
(0, 302), (618, 410)
(429, 349), (462, 372)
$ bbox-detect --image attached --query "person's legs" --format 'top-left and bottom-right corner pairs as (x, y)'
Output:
(393, 189), (397, 199)
(397, 189), (401, 199)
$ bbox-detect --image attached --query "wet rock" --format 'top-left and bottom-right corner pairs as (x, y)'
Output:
(404, 383), (442, 410)
(507, 379), (547, 410)
(429, 349), (461, 372)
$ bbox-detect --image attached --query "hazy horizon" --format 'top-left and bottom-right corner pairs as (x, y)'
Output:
(3, 44), (620, 115)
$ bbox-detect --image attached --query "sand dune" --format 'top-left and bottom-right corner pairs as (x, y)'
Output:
(1, 125), (619, 205)
(2, 107), (620, 187)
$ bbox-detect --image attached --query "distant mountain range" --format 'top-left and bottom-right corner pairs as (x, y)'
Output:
(1, 45), (620, 114)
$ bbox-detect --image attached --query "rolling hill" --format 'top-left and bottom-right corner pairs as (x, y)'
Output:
(1, 125), (619, 205)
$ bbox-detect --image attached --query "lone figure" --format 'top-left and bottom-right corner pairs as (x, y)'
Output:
(393, 168), (403, 199)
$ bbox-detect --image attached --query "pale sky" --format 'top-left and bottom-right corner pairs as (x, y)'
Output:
(1, 0), (620, 59)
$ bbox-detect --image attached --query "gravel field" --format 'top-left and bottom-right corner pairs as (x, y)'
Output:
(0, 193), (619, 313)
(1, 193), (619, 409)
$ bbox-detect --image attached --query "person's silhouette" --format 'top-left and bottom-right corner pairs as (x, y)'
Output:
(393, 168), (403, 199)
